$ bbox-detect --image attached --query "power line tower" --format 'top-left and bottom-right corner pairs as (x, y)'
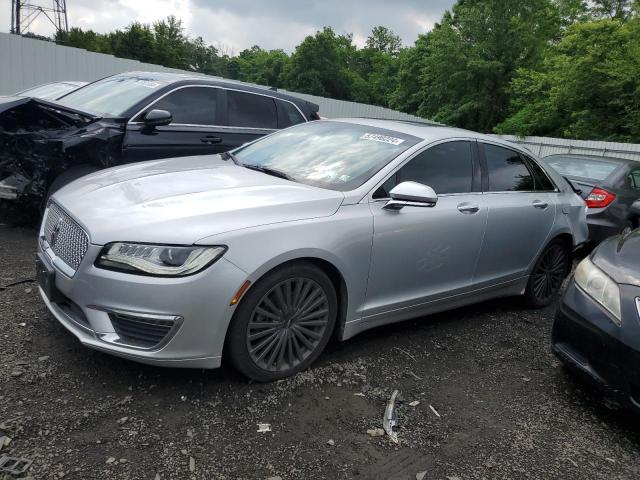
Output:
(11, 1), (69, 36)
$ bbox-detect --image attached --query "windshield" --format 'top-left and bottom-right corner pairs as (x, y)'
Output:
(543, 155), (620, 181)
(17, 82), (81, 100)
(55, 74), (170, 117)
(233, 121), (420, 191)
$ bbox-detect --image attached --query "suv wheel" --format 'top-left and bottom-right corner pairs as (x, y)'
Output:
(524, 240), (571, 308)
(227, 262), (337, 381)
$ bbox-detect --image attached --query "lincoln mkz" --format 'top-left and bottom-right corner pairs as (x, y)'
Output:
(37, 119), (588, 380)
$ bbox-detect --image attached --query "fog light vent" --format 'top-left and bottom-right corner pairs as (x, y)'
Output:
(109, 312), (181, 349)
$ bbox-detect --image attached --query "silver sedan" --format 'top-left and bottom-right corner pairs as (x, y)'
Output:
(37, 119), (588, 381)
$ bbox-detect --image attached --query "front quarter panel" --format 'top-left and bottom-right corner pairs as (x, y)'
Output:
(196, 203), (374, 333)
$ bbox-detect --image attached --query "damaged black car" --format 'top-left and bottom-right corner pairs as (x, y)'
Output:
(0, 71), (320, 222)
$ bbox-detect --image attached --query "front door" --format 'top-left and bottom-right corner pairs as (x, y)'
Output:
(363, 140), (487, 320)
(123, 86), (227, 162)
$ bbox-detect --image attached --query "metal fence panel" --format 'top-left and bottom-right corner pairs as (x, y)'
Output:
(0, 32), (432, 123)
(495, 135), (640, 162)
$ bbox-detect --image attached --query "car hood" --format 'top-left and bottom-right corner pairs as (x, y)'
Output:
(592, 230), (640, 286)
(52, 155), (345, 245)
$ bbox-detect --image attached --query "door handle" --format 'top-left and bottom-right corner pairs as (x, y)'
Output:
(201, 135), (222, 144)
(457, 202), (480, 214)
(532, 200), (549, 209)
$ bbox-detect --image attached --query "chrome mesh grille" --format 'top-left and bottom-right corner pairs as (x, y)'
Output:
(43, 203), (89, 271)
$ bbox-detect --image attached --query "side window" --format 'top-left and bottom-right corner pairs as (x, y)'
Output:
(484, 144), (534, 192)
(227, 90), (277, 129)
(150, 87), (217, 125)
(523, 155), (555, 191)
(628, 170), (640, 190)
(276, 100), (305, 128)
(372, 141), (473, 198)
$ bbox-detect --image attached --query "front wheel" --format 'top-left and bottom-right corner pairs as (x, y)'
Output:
(226, 262), (337, 381)
(523, 240), (571, 308)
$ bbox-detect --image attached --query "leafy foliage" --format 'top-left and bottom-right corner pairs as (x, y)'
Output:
(46, 1), (640, 141)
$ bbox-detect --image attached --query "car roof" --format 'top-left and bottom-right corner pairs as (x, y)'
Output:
(332, 117), (529, 152)
(111, 71), (319, 113)
(543, 153), (637, 166)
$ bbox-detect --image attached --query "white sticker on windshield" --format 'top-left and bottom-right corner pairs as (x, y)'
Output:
(360, 133), (405, 146)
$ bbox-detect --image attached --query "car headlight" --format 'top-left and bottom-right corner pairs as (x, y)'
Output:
(574, 257), (621, 324)
(95, 243), (226, 277)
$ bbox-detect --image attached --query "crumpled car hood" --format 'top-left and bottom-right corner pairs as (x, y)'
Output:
(52, 155), (345, 245)
(592, 229), (640, 286)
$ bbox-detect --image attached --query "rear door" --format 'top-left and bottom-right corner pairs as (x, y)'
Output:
(123, 86), (224, 161)
(364, 140), (487, 319)
(474, 142), (556, 286)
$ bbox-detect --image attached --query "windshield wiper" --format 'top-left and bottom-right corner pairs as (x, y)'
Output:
(220, 151), (240, 165)
(241, 164), (294, 181)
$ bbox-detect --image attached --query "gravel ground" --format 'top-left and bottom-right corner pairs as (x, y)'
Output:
(1, 225), (639, 480)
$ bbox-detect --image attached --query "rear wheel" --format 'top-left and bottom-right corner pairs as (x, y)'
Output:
(523, 240), (571, 308)
(226, 262), (337, 381)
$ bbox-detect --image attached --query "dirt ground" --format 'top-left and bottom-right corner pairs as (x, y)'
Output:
(1, 225), (639, 480)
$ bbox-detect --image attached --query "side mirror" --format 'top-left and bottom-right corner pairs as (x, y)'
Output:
(143, 109), (172, 127)
(383, 181), (438, 210)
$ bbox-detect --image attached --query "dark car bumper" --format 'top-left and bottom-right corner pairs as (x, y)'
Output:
(552, 280), (640, 411)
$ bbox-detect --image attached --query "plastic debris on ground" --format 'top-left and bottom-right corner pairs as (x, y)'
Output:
(256, 423), (272, 433)
(0, 454), (33, 475)
(383, 389), (401, 443)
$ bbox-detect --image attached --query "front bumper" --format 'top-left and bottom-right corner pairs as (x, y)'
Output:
(37, 241), (248, 369)
(552, 279), (640, 411)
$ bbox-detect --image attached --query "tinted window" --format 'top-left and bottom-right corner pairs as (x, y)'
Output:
(524, 156), (555, 191)
(277, 100), (305, 128)
(234, 121), (420, 191)
(151, 87), (217, 125)
(484, 144), (534, 192)
(228, 90), (277, 129)
(629, 170), (640, 190)
(543, 155), (619, 181)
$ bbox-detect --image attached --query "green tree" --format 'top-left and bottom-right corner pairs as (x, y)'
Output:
(284, 27), (364, 100)
(365, 26), (402, 56)
(228, 46), (290, 87)
(392, 0), (561, 131)
(496, 16), (640, 141)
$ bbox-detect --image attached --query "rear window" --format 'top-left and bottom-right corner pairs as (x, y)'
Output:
(543, 155), (620, 181)
(484, 144), (534, 192)
(276, 100), (305, 128)
(227, 90), (277, 129)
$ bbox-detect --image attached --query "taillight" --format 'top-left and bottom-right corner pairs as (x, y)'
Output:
(585, 187), (616, 208)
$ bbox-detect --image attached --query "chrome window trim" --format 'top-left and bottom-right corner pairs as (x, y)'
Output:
(127, 84), (307, 129)
(636, 297), (640, 320)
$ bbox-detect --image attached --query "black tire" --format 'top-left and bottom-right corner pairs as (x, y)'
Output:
(523, 239), (571, 309)
(44, 165), (99, 208)
(226, 262), (337, 382)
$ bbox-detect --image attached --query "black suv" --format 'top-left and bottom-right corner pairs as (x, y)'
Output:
(0, 71), (319, 218)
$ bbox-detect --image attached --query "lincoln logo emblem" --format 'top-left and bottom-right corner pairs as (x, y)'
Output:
(50, 220), (62, 248)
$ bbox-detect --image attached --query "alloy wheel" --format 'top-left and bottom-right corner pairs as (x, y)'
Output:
(246, 277), (330, 372)
(531, 244), (567, 303)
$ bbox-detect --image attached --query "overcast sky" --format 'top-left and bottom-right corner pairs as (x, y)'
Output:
(2, 0), (456, 54)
